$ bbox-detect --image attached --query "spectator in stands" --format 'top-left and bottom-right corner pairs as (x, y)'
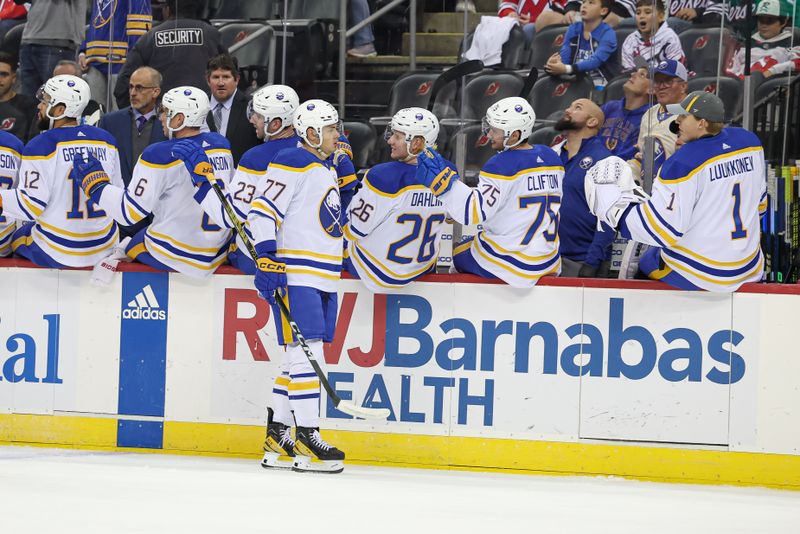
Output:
(347, 0), (378, 58)
(499, 0), (569, 43)
(114, 0), (226, 108)
(599, 65), (650, 160)
(18, 0), (88, 98)
(0, 0), (26, 46)
(621, 0), (684, 71)
(667, 0), (711, 32)
(204, 54), (259, 165)
(535, 1), (580, 31)
(78, 0), (152, 113)
(545, 0), (620, 89)
(0, 52), (35, 141)
(98, 66), (165, 187)
(727, 0), (800, 79)
(630, 59), (687, 180)
(553, 98), (615, 277)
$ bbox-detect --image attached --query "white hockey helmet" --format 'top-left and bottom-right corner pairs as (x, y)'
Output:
(482, 97), (536, 150)
(37, 74), (91, 124)
(386, 107), (439, 157)
(293, 99), (341, 151)
(160, 86), (210, 138)
(247, 84), (300, 138)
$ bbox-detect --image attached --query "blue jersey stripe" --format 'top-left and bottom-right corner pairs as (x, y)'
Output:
(661, 247), (762, 278)
(477, 234), (560, 272)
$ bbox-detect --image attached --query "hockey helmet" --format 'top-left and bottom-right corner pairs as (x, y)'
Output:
(37, 75), (91, 125)
(482, 97), (536, 150)
(293, 99), (342, 152)
(385, 107), (439, 157)
(159, 86), (210, 138)
(247, 84), (300, 138)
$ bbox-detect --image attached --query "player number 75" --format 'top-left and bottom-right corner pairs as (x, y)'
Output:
(519, 194), (560, 245)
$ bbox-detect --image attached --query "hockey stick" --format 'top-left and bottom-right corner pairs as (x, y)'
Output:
(205, 177), (390, 420)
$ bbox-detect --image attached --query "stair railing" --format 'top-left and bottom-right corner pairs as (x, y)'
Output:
(338, 0), (417, 117)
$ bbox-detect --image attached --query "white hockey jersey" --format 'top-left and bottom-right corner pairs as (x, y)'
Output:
(344, 160), (449, 291)
(95, 132), (234, 277)
(0, 131), (23, 256)
(0, 125), (123, 266)
(443, 146), (564, 287)
(621, 127), (766, 292)
(621, 23), (685, 71)
(248, 147), (342, 292)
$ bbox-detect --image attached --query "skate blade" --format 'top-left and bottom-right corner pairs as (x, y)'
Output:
(260, 452), (295, 470)
(291, 455), (344, 474)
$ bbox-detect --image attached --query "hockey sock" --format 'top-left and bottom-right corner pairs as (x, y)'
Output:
(271, 360), (294, 427)
(286, 340), (322, 428)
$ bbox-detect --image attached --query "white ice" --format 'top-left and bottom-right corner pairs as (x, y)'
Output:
(0, 445), (797, 534)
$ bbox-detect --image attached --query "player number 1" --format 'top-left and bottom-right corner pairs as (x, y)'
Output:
(730, 182), (747, 240)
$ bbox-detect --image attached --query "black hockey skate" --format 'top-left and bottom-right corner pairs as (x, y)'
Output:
(261, 408), (296, 470)
(292, 427), (345, 474)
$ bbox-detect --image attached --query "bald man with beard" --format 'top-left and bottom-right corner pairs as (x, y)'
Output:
(552, 98), (616, 277)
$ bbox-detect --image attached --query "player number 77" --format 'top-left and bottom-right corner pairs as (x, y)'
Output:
(205, 175), (390, 420)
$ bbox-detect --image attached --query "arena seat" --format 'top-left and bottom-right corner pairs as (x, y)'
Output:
(526, 75), (595, 118)
(210, 0), (276, 20)
(218, 22), (276, 86)
(679, 27), (737, 77)
(287, 0), (341, 20)
(686, 75), (743, 121)
(447, 124), (497, 185)
(600, 75), (629, 105)
(529, 125), (560, 147)
(343, 121), (377, 170)
(528, 25), (568, 69)
(613, 27), (636, 67)
(755, 75), (794, 104)
(460, 25), (527, 69)
(0, 22), (23, 56)
(460, 71), (525, 120)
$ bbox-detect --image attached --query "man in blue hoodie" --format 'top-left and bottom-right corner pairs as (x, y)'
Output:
(553, 98), (615, 277)
(598, 65), (651, 160)
(545, 0), (620, 88)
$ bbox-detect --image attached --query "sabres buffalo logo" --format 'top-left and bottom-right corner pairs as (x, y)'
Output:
(485, 82), (501, 96)
(552, 83), (569, 97)
(693, 36), (709, 50)
(579, 156), (594, 169)
(319, 187), (342, 238)
(417, 82), (432, 96)
(92, 0), (117, 29)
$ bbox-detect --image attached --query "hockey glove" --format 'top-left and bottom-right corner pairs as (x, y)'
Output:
(417, 149), (457, 197)
(72, 153), (110, 199)
(171, 139), (215, 187)
(585, 156), (648, 229)
(335, 136), (353, 160)
(254, 242), (287, 305)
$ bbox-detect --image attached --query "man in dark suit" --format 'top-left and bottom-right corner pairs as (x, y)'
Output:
(204, 54), (259, 164)
(98, 66), (166, 186)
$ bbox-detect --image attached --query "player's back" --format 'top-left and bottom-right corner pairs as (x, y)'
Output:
(344, 160), (449, 291)
(18, 125), (123, 266)
(135, 132), (234, 277)
(0, 131), (23, 256)
(655, 127), (765, 289)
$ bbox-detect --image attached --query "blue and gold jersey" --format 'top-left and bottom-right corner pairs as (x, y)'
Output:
(443, 146), (564, 288)
(248, 147), (342, 292)
(0, 125), (123, 267)
(95, 132), (234, 278)
(621, 127), (766, 292)
(343, 160), (449, 291)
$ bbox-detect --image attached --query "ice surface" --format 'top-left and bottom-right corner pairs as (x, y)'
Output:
(0, 445), (797, 534)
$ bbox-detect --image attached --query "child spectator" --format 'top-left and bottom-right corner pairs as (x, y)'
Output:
(545, 0), (620, 88)
(727, 0), (800, 79)
(622, 0), (685, 70)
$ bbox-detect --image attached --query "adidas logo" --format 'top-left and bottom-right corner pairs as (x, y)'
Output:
(202, 141), (211, 147)
(77, 132), (86, 137)
(122, 284), (166, 320)
(722, 143), (731, 149)
(537, 156), (544, 163)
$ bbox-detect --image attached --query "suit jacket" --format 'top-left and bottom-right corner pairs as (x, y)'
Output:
(98, 106), (167, 186)
(206, 90), (260, 165)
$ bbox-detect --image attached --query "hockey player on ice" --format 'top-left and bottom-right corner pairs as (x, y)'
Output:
(248, 99), (346, 473)
(343, 107), (452, 291)
(0, 75), (124, 268)
(585, 91), (767, 292)
(71, 86), (234, 277)
(414, 97), (565, 288)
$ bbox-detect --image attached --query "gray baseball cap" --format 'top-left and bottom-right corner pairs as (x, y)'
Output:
(665, 91), (725, 122)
